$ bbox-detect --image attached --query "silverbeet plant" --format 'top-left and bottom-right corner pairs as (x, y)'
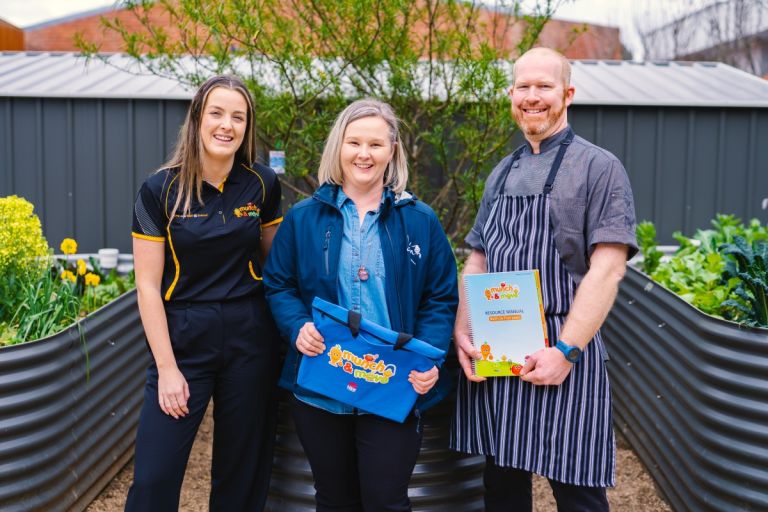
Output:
(637, 215), (767, 328)
(720, 237), (768, 327)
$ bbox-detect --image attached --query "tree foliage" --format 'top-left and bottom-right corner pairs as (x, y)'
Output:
(79, 0), (560, 244)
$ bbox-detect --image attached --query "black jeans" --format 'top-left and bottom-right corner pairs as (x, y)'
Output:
(290, 395), (423, 512)
(484, 457), (610, 512)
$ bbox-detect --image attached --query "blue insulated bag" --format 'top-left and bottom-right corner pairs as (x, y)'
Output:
(297, 297), (446, 423)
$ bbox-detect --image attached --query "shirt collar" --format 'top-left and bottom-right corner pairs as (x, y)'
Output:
(336, 188), (387, 211)
(524, 125), (573, 155)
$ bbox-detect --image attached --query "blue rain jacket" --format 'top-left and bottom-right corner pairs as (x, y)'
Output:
(263, 184), (458, 412)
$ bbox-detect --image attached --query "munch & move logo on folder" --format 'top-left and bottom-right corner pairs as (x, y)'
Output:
(464, 270), (548, 377)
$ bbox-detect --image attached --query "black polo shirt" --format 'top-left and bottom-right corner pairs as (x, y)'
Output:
(132, 160), (282, 302)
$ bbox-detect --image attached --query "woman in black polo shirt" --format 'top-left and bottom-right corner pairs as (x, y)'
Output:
(127, 75), (282, 511)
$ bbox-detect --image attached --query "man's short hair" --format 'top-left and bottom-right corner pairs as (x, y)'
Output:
(512, 47), (572, 88)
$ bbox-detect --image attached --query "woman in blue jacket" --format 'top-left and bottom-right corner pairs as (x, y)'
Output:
(264, 98), (458, 511)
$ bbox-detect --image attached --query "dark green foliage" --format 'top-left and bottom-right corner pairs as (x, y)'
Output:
(637, 215), (767, 328)
(720, 237), (768, 327)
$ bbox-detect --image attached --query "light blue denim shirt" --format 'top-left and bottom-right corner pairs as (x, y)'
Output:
(295, 188), (390, 414)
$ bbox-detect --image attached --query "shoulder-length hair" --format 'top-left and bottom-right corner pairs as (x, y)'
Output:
(317, 98), (409, 194)
(161, 74), (256, 219)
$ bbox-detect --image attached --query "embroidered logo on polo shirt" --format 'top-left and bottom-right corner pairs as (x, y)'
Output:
(234, 202), (261, 218)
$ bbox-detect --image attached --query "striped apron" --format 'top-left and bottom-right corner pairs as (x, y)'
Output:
(450, 131), (615, 487)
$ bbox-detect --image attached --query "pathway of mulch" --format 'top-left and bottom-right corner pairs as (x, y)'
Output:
(88, 405), (671, 512)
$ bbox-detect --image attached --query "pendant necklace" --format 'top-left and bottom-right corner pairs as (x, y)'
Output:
(358, 241), (371, 282)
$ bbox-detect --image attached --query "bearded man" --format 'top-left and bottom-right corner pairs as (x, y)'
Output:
(450, 47), (638, 511)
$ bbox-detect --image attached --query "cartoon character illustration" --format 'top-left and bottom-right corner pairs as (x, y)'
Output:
(480, 342), (493, 361)
(510, 364), (522, 376)
(501, 355), (507, 362)
(328, 344), (343, 367)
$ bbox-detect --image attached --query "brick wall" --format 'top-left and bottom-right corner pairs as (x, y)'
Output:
(24, 3), (621, 59)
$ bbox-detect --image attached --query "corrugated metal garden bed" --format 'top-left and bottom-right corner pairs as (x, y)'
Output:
(0, 290), (147, 512)
(603, 265), (768, 512)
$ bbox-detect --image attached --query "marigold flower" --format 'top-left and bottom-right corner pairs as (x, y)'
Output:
(61, 270), (76, 283)
(60, 238), (78, 255)
(84, 272), (101, 287)
(76, 259), (87, 276)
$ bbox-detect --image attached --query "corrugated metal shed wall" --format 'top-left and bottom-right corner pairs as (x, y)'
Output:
(1, 99), (767, 251)
(0, 97), (188, 253)
(569, 105), (768, 242)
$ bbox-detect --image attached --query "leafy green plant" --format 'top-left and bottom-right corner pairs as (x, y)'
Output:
(0, 196), (50, 324)
(636, 215), (767, 328)
(0, 228), (135, 346)
(77, 0), (560, 244)
(636, 221), (663, 274)
(720, 236), (768, 327)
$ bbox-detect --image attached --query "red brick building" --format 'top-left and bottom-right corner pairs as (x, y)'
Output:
(16, 3), (622, 59)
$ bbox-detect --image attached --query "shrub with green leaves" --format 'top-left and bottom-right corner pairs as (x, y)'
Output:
(636, 214), (768, 328)
(78, 0), (561, 244)
(0, 196), (50, 325)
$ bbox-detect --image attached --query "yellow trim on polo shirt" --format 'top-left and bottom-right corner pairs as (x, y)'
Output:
(132, 232), (165, 242)
(164, 173), (180, 219)
(164, 225), (181, 301)
(261, 216), (283, 228)
(242, 164), (267, 204)
(248, 261), (263, 281)
(217, 173), (228, 192)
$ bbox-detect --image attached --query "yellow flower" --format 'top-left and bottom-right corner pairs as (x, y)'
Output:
(76, 259), (87, 276)
(61, 270), (76, 283)
(84, 272), (101, 287)
(60, 238), (78, 255)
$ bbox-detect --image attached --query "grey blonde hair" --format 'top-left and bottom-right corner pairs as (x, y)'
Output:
(161, 75), (256, 219)
(317, 99), (408, 194)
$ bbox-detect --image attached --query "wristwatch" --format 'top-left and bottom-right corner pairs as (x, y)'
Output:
(555, 340), (583, 363)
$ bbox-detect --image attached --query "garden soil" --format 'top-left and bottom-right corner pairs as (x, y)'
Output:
(87, 405), (671, 512)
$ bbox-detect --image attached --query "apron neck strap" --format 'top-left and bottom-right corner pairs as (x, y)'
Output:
(543, 129), (574, 196)
(493, 128), (575, 197)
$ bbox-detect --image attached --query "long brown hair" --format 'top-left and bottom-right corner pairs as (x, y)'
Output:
(161, 75), (256, 219)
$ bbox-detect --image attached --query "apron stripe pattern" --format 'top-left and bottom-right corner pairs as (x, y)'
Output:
(450, 131), (615, 487)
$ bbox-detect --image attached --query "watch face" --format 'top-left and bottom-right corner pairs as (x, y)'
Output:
(567, 348), (580, 362)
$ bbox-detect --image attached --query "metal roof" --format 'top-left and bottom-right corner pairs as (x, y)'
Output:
(0, 52), (194, 100)
(1, 51), (767, 107)
(570, 60), (768, 107)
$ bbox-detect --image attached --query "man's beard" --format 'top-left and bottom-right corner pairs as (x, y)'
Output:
(512, 95), (567, 138)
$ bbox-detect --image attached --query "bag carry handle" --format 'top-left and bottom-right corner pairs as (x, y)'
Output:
(394, 332), (413, 350)
(348, 310), (362, 337)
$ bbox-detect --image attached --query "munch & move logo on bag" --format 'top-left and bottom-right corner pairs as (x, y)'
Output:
(328, 344), (398, 384)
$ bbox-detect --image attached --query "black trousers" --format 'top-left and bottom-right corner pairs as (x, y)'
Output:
(290, 396), (423, 512)
(484, 457), (610, 512)
(125, 296), (280, 512)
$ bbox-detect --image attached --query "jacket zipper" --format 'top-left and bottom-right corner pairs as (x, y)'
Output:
(323, 227), (331, 275)
(384, 222), (405, 329)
